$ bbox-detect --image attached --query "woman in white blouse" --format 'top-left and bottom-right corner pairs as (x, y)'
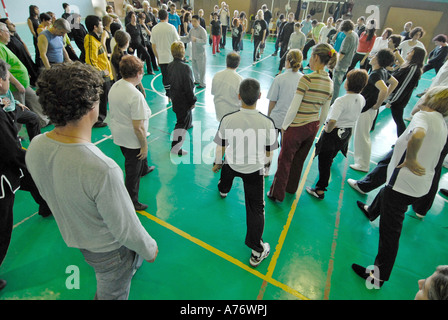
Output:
(398, 26), (426, 60)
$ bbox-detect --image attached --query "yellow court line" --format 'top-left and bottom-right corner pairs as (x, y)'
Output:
(137, 209), (310, 300)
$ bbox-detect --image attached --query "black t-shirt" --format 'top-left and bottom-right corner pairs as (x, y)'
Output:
(361, 68), (391, 112)
(210, 20), (221, 36)
(253, 19), (267, 38)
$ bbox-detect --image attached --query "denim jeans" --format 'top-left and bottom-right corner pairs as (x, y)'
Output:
(80, 246), (143, 300)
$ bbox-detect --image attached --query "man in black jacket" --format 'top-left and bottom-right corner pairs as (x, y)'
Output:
(0, 59), (51, 291)
(167, 41), (196, 156)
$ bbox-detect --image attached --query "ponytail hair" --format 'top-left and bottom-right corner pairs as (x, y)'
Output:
(286, 49), (303, 72)
(312, 43), (338, 69)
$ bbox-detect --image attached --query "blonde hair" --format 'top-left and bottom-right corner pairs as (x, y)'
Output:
(422, 86), (448, 116)
(171, 41), (185, 59)
(312, 43), (338, 69)
(286, 49), (303, 72)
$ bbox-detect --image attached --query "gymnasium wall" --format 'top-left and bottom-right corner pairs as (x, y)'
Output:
(250, 0), (448, 51)
(2, 0), (95, 24)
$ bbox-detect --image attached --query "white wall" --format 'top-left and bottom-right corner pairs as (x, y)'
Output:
(2, 0), (96, 24)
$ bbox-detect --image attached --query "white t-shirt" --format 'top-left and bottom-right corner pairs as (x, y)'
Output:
(398, 40), (425, 60)
(25, 135), (158, 260)
(214, 108), (278, 174)
(387, 110), (447, 197)
(108, 79), (151, 149)
(325, 93), (365, 128)
(369, 37), (388, 58)
(150, 21), (180, 64)
(219, 9), (229, 26)
(267, 69), (303, 129)
(318, 26), (334, 44)
(211, 68), (243, 121)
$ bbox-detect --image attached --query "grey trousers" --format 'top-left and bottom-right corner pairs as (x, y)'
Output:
(80, 246), (143, 300)
(12, 86), (50, 128)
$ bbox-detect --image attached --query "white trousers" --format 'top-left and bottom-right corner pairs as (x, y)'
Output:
(353, 108), (378, 170)
(192, 55), (206, 87)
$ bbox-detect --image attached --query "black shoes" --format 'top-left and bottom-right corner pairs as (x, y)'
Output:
(134, 202), (148, 211)
(352, 263), (384, 288)
(93, 121), (107, 128)
(306, 187), (324, 200)
(440, 188), (448, 198)
(356, 201), (371, 220)
(141, 166), (155, 177)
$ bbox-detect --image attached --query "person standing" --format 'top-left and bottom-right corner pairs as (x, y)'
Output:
(306, 69), (368, 199)
(109, 55), (155, 211)
(268, 44), (336, 202)
(0, 22), (49, 128)
(331, 20), (358, 104)
(27, 5), (40, 66)
(210, 13), (222, 55)
(126, 11), (154, 75)
(84, 15), (114, 128)
(180, 15), (208, 88)
(168, 3), (181, 34)
(267, 49), (303, 134)
(27, 62), (158, 300)
(167, 41), (196, 156)
(212, 78), (278, 267)
(251, 10), (267, 64)
(0, 59), (52, 292)
(352, 86), (448, 288)
(211, 52), (243, 121)
(386, 47), (425, 137)
(37, 18), (72, 69)
(423, 34), (448, 74)
(151, 9), (180, 100)
(218, 2), (230, 49)
(350, 49), (399, 172)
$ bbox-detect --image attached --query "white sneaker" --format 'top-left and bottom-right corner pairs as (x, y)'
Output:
(219, 192), (227, 198)
(349, 164), (369, 173)
(347, 178), (366, 194)
(249, 242), (270, 267)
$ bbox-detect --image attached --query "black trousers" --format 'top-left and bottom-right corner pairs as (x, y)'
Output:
(0, 170), (50, 267)
(366, 186), (417, 281)
(357, 136), (448, 216)
(120, 146), (150, 205)
(159, 64), (170, 98)
(253, 36), (263, 62)
(302, 39), (315, 60)
(278, 47), (289, 71)
(220, 26), (228, 47)
(390, 103), (408, 137)
(98, 78), (112, 124)
(134, 43), (153, 73)
(143, 42), (158, 70)
(218, 164), (265, 253)
(0, 188), (14, 268)
(171, 107), (192, 151)
(315, 129), (351, 191)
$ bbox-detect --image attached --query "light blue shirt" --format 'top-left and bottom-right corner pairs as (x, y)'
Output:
(168, 12), (181, 32)
(0, 89), (16, 112)
(266, 69), (303, 129)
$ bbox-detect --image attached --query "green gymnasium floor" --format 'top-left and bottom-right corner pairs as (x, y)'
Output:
(1, 25), (447, 301)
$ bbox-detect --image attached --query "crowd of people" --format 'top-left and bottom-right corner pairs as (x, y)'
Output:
(1, 0), (448, 300)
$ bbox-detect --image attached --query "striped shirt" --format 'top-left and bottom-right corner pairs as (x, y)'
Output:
(291, 70), (333, 127)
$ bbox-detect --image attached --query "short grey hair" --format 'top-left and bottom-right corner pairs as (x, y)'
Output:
(0, 22), (8, 32)
(428, 265), (448, 300)
(53, 18), (71, 32)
